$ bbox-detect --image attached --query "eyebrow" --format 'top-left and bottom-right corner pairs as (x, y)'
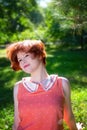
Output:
(17, 53), (29, 60)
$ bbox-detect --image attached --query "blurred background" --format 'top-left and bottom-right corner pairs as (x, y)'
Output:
(0, 0), (87, 49)
(0, 0), (87, 129)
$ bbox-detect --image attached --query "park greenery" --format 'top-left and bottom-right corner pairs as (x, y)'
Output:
(0, 0), (87, 129)
(0, 0), (87, 49)
(0, 46), (87, 130)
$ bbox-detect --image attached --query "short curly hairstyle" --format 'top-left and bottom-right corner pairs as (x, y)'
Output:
(6, 40), (47, 71)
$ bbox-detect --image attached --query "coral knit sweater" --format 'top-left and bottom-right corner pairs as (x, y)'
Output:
(17, 76), (64, 130)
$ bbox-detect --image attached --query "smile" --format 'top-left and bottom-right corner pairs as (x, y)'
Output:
(24, 64), (30, 68)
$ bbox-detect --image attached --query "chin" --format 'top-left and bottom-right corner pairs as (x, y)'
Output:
(23, 69), (31, 74)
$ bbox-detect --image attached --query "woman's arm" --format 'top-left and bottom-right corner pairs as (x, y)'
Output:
(62, 77), (78, 130)
(12, 83), (20, 130)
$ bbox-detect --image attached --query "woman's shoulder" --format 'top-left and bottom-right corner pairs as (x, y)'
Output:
(51, 75), (69, 85)
(14, 80), (22, 94)
(15, 80), (22, 86)
(58, 76), (68, 81)
(57, 76), (69, 85)
(58, 76), (71, 97)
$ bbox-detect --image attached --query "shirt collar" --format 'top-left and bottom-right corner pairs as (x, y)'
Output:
(22, 75), (57, 93)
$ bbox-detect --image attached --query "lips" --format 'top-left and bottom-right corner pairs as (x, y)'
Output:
(24, 64), (30, 68)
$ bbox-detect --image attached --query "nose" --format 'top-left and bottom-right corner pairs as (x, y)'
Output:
(22, 58), (27, 64)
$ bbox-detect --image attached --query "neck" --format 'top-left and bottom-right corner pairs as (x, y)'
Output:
(30, 64), (49, 82)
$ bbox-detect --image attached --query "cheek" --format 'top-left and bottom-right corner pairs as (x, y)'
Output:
(18, 62), (24, 70)
(19, 63), (23, 70)
(30, 58), (39, 67)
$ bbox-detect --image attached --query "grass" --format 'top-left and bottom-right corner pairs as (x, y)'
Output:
(0, 48), (6, 57)
(0, 45), (87, 130)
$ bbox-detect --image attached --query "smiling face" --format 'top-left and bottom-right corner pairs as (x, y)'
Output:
(6, 40), (47, 71)
(17, 51), (42, 74)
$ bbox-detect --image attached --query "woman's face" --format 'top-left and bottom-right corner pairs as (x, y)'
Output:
(17, 51), (42, 74)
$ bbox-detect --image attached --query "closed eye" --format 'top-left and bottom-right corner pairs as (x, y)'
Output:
(17, 54), (30, 63)
(18, 59), (22, 62)
(25, 54), (29, 57)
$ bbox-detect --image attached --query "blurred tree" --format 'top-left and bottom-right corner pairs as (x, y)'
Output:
(44, 7), (61, 42)
(52, 0), (87, 48)
(0, 0), (43, 44)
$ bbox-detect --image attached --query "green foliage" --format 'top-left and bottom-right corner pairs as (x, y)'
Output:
(45, 0), (87, 48)
(0, 0), (87, 49)
(0, 46), (87, 129)
(43, 8), (61, 42)
(53, 0), (87, 13)
(0, 0), (43, 44)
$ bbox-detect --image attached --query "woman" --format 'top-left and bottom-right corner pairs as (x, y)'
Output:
(6, 40), (82, 130)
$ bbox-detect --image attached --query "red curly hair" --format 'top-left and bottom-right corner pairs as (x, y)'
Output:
(6, 40), (47, 71)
